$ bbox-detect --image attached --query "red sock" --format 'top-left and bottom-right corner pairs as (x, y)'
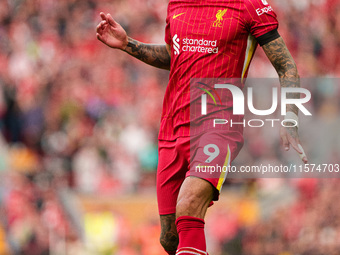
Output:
(175, 216), (207, 254)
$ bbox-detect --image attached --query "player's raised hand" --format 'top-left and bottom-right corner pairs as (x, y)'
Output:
(96, 12), (128, 50)
(280, 126), (308, 164)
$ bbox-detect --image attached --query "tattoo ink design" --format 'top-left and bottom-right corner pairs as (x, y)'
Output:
(125, 38), (171, 70)
(160, 214), (179, 252)
(263, 37), (300, 115)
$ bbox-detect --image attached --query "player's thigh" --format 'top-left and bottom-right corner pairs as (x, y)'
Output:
(189, 131), (243, 198)
(157, 139), (188, 215)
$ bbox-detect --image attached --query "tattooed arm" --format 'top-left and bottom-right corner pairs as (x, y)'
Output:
(96, 12), (170, 70)
(262, 37), (299, 115)
(124, 38), (171, 70)
(262, 36), (308, 163)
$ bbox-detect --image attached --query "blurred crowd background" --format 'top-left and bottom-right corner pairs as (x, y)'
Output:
(0, 0), (339, 254)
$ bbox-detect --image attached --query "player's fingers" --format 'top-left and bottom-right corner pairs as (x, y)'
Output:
(281, 134), (290, 151)
(297, 144), (308, 163)
(100, 12), (107, 21)
(289, 138), (303, 154)
(96, 33), (104, 42)
(107, 14), (117, 27)
(97, 20), (108, 32)
(290, 139), (308, 163)
(96, 22), (103, 32)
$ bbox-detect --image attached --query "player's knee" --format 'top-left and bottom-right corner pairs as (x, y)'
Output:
(176, 177), (214, 218)
(176, 192), (204, 218)
(160, 232), (179, 253)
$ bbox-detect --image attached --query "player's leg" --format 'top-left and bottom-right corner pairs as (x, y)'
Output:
(175, 176), (214, 254)
(160, 214), (178, 254)
(174, 131), (243, 254)
(176, 176), (214, 219)
(157, 139), (187, 254)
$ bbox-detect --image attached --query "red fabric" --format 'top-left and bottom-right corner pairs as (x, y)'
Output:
(175, 216), (206, 252)
(160, 0), (279, 140)
(157, 132), (243, 215)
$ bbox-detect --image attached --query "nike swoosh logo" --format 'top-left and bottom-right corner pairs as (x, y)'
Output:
(173, 13), (185, 19)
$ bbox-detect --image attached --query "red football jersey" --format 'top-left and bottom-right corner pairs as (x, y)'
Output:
(159, 0), (278, 140)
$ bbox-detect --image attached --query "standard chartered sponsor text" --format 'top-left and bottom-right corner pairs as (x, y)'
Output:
(182, 38), (219, 53)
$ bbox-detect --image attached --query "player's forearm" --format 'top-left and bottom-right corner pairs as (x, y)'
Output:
(263, 37), (300, 115)
(123, 37), (171, 70)
(278, 70), (300, 115)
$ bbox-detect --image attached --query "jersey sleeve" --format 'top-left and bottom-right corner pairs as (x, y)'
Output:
(243, 0), (279, 45)
(164, 7), (171, 45)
